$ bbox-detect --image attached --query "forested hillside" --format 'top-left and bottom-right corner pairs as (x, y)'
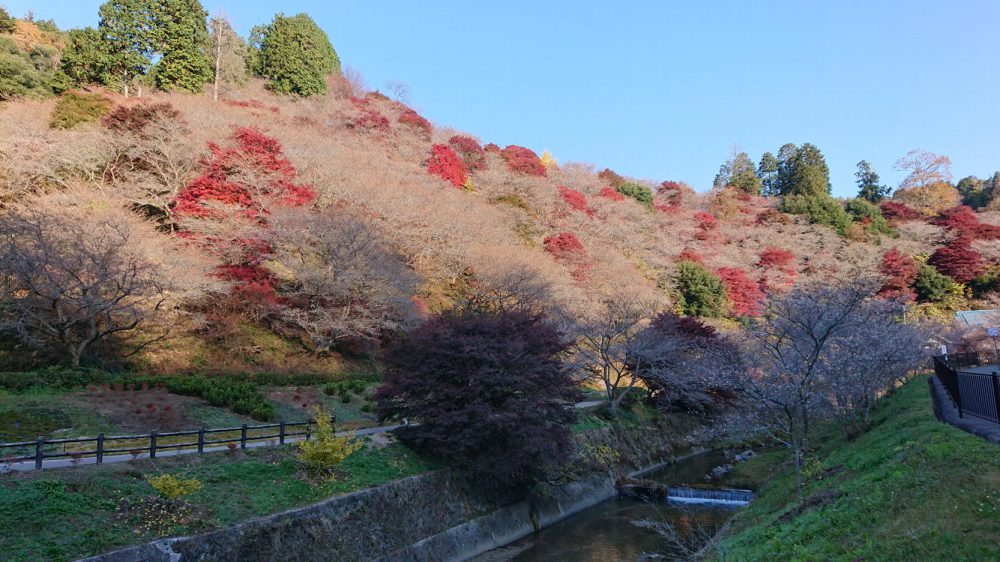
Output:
(1, 3), (998, 374)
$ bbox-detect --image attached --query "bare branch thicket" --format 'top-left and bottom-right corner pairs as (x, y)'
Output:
(718, 278), (929, 502)
(0, 126), (110, 202)
(570, 289), (663, 415)
(0, 191), (215, 367)
(104, 114), (198, 228)
(384, 80), (409, 103)
(267, 207), (420, 355)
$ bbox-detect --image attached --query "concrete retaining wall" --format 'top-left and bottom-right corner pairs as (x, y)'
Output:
(80, 417), (686, 562)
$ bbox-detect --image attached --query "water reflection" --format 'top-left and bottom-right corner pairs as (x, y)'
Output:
(505, 451), (740, 562)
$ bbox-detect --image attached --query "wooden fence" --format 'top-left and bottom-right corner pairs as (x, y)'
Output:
(0, 418), (335, 470)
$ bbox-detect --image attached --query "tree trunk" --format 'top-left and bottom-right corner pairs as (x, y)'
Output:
(213, 32), (221, 102)
(793, 445), (803, 505)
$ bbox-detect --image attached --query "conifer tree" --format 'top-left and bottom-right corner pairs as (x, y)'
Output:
(154, 0), (212, 93)
(61, 27), (113, 86)
(98, 0), (158, 97)
(250, 13), (339, 96)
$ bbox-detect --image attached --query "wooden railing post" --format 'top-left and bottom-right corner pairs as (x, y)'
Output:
(197, 427), (205, 453)
(96, 433), (105, 464)
(240, 424), (248, 449)
(149, 431), (157, 459)
(35, 436), (44, 470)
(279, 421), (286, 445)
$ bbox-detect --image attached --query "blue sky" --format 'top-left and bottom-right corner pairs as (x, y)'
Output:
(10, 1), (1000, 196)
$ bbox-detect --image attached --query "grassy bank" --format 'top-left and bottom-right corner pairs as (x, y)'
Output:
(0, 440), (436, 562)
(713, 376), (1000, 561)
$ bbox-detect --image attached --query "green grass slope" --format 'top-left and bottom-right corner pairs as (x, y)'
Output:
(715, 376), (1000, 562)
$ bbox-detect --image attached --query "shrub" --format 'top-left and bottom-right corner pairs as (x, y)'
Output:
(500, 145), (546, 176)
(483, 142), (500, 153)
(448, 135), (486, 172)
(756, 207), (790, 226)
(694, 211), (718, 240)
(879, 201), (923, 223)
(597, 168), (625, 188)
(350, 108), (391, 132)
(375, 310), (579, 491)
(677, 249), (705, 265)
(929, 237), (983, 284)
(778, 194), (852, 234)
(297, 405), (362, 476)
(878, 248), (918, 302)
(844, 198), (894, 236)
(540, 149), (557, 168)
(543, 232), (585, 261)
(426, 144), (468, 188)
(49, 91), (113, 129)
(757, 247), (795, 270)
(397, 107), (431, 138)
(147, 474), (203, 500)
(675, 261), (727, 317)
(914, 263), (953, 302)
(558, 186), (594, 216)
(932, 205), (1000, 240)
(598, 186), (626, 201)
(102, 103), (183, 133)
(717, 267), (765, 317)
(616, 182), (654, 209)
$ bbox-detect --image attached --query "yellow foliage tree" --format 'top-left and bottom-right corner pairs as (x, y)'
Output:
(297, 405), (362, 476)
(891, 181), (960, 215)
(540, 150), (557, 169)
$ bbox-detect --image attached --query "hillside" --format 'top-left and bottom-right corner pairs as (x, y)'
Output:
(714, 376), (1000, 561)
(0, 82), (980, 372)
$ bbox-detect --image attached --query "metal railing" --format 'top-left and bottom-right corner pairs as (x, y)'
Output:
(932, 353), (1000, 424)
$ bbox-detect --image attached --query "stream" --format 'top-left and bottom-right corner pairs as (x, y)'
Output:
(479, 450), (742, 562)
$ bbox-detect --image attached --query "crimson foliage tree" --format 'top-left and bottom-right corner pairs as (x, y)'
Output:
(929, 237), (983, 284)
(375, 310), (580, 491)
(448, 135), (487, 172)
(878, 201), (922, 223)
(500, 145), (546, 176)
(878, 248), (918, 302)
(717, 267), (765, 317)
(426, 144), (467, 187)
(558, 186), (594, 216)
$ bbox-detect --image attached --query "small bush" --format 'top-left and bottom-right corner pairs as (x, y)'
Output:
(448, 135), (487, 172)
(929, 236), (983, 284)
(616, 182), (654, 209)
(779, 194), (853, 234)
(914, 263), (953, 302)
(675, 261), (727, 317)
(717, 267), (765, 317)
(49, 91), (113, 129)
(323, 382), (338, 396)
(297, 405), (362, 476)
(500, 145), (546, 176)
(598, 186), (626, 201)
(426, 143), (468, 187)
(844, 198), (894, 236)
(597, 168), (625, 188)
(147, 474), (202, 500)
(102, 102), (183, 133)
(558, 186), (594, 216)
(397, 107), (431, 138)
(879, 201), (922, 223)
(757, 247), (795, 270)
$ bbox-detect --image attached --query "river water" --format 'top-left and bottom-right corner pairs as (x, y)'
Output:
(486, 450), (740, 562)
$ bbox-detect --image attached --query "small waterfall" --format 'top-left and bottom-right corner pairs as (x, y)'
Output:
(666, 486), (753, 506)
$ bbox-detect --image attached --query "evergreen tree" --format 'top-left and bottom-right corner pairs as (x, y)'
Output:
(154, 0), (212, 92)
(98, 0), (158, 97)
(956, 175), (987, 209)
(782, 143), (831, 197)
(252, 13), (339, 96)
(855, 160), (889, 202)
(61, 27), (113, 86)
(209, 15), (246, 101)
(757, 151), (779, 196)
(714, 150), (761, 195)
(0, 7), (15, 33)
(675, 261), (727, 317)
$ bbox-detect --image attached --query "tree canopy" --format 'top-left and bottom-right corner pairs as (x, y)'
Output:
(250, 13), (339, 96)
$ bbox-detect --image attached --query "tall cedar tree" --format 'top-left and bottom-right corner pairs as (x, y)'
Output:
(251, 13), (339, 96)
(98, 0), (158, 97)
(856, 160), (889, 203)
(375, 310), (580, 491)
(714, 150), (761, 195)
(61, 27), (113, 86)
(154, 0), (212, 92)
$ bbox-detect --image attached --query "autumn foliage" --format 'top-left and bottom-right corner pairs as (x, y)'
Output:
(558, 186), (594, 216)
(757, 247), (795, 271)
(397, 107), (432, 138)
(447, 135), (487, 172)
(598, 186), (626, 201)
(877, 248), (918, 302)
(932, 205), (1000, 240)
(426, 144), (468, 188)
(500, 145), (547, 176)
(879, 201), (923, 223)
(694, 211), (718, 241)
(929, 237), (983, 284)
(717, 267), (765, 317)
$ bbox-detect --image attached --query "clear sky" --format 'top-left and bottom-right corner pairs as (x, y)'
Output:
(9, 1), (1000, 196)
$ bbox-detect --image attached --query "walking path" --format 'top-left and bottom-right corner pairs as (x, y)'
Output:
(928, 376), (1000, 444)
(0, 423), (406, 474)
(1, 399), (608, 474)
